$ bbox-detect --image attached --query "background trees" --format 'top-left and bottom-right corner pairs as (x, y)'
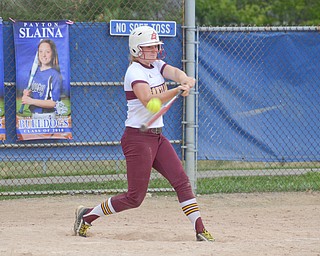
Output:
(0, 0), (182, 22)
(1, 0), (320, 26)
(196, 0), (320, 26)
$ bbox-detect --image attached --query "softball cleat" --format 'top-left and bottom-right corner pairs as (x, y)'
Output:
(74, 205), (91, 237)
(196, 229), (215, 242)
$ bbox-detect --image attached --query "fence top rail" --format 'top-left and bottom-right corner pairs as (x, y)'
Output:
(198, 26), (320, 32)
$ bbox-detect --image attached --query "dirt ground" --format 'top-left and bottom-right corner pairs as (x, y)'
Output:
(1, 192), (319, 256)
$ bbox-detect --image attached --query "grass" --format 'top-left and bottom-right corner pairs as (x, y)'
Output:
(2, 160), (319, 180)
(197, 172), (320, 194)
(1, 159), (319, 198)
(0, 160), (126, 179)
(0, 98), (4, 117)
(15, 98), (71, 117)
(197, 160), (320, 171)
(1, 172), (319, 199)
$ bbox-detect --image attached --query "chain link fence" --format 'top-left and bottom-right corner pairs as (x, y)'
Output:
(1, 0), (185, 196)
(196, 26), (320, 193)
(1, 1), (319, 196)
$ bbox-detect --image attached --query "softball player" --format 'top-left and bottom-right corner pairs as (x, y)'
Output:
(74, 26), (214, 242)
(22, 39), (62, 119)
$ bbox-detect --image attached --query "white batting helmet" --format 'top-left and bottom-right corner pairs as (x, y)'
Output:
(129, 26), (164, 58)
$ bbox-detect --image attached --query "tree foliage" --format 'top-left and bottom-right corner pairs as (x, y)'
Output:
(0, 0), (183, 22)
(1, 0), (320, 26)
(196, 0), (320, 26)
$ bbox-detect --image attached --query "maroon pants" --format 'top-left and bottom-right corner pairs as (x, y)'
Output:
(110, 127), (195, 212)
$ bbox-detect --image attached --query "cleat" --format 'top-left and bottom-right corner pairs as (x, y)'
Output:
(196, 229), (215, 242)
(74, 205), (91, 237)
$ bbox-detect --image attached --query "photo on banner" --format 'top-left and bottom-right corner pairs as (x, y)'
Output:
(14, 20), (72, 140)
(0, 18), (5, 141)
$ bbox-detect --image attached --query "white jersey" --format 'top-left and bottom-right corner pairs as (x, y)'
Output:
(124, 60), (168, 128)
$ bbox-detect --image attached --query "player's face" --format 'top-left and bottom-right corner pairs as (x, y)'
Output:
(38, 43), (53, 67)
(140, 45), (159, 63)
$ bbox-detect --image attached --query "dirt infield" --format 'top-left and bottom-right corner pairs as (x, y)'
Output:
(1, 192), (319, 256)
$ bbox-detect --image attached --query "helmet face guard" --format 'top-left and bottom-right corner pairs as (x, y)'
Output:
(129, 26), (166, 60)
(138, 44), (166, 60)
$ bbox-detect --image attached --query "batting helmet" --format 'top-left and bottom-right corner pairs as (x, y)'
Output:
(129, 26), (164, 58)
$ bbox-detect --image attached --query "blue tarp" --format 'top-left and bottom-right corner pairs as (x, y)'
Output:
(198, 31), (320, 161)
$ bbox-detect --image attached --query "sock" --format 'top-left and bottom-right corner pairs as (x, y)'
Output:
(180, 198), (205, 233)
(83, 198), (116, 224)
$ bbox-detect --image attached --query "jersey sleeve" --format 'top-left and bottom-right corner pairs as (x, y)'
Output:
(154, 60), (166, 74)
(124, 64), (148, 91)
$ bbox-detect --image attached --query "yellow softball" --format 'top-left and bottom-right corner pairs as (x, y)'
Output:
(146, 98), (162, 113)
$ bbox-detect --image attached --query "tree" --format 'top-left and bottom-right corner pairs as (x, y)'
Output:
(0, 0), (183, 23)
(196, 0), (320, 26)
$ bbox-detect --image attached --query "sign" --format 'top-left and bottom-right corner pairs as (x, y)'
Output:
(14, 20), (73, 141)
(0, 18), (5, 141)
(110, 20), (176, 37)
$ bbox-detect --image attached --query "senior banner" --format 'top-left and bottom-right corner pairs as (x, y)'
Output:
(0, 18), (5, 141)
(14, 20), (72, 140)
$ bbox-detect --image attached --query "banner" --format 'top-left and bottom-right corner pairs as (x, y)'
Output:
(14, 20), (72, 140)
(0, 18), (5, 141)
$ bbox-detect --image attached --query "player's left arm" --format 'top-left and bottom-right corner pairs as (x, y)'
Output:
(21, 96), (56, 108)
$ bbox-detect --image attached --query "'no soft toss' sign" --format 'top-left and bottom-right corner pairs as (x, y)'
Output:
(110, 20), (176, 37)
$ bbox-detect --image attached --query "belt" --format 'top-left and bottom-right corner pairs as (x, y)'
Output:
(143, 127), (162, 134)
(126, 127), (162, 134)
(145, 127), (162, 134)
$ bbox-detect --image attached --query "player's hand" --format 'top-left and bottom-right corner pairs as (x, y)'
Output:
(179, 77), (195, 96)
(23, 89), (31, 96)
(21, 95), (33, 105)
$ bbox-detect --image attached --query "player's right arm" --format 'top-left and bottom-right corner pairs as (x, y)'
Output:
(162, 64), (195, 97)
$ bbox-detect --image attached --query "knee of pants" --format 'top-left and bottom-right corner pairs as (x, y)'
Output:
(173, 177), (195, 201)
(126, 192), (145, 208)
(172, 174), (191, 190)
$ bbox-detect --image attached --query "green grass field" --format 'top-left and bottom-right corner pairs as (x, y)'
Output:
(1, 159), (319, 197)
(1, 172), (319, 197)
